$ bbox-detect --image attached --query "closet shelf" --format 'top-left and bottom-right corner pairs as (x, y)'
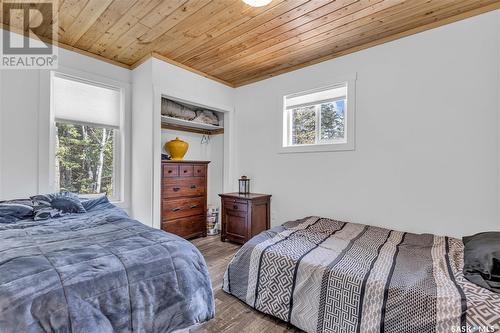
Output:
(161, 115), (224, 135)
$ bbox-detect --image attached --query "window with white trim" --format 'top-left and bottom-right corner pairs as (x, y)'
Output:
(282, 80), (355, 153)
(51, 73), (123, 201)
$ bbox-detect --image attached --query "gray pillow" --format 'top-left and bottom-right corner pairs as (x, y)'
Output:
(463, 232), (500, 293)
(31, 192), (86, 220)
(0, 200), (34, 223)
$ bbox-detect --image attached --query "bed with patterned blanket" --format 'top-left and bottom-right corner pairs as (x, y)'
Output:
(223, 217), (500, 333)
(0, 197), (213, 333)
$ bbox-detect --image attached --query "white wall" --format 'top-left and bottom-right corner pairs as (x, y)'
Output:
(0, 69), (40, 199)
(0, 30), (132, 207)
(152, 59), (234, 113)
(161, 129), (224, 207)
(131, 58), (234, 228)
(130, 58), (153, 222)
(234, 10), (500, 237)
(0, 66), (2, 199)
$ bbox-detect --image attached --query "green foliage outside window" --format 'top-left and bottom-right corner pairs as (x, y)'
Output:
(55, 122), (114, 196)
(290, 101), (345, 145)
(320, 102), (345, 141)
(291, 105), (316, 145)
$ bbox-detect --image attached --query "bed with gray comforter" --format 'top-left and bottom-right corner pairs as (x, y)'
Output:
(223, 216), (500, 333)
(0, 198), (214, 333)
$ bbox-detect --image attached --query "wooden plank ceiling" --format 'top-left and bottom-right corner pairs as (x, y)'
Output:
(2, 0), (500, 86)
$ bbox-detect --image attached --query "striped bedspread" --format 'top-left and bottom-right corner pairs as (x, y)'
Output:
(223, 217), (500, 333)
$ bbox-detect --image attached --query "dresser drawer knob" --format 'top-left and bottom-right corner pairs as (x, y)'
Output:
(233, 205), (238, 210)
(190, 185), (196, 189)
(168, 170), (172, 173)
(171, 208), (181, 212)
(183, 170), (188, 173)
(173, 187), (180, 192)
(191, 205), (198, 209)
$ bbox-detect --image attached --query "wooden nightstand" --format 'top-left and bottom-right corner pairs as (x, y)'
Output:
(219, 193), (271, 244)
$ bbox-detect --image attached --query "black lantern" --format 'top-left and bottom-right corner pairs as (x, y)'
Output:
(238, 176), (250, 194)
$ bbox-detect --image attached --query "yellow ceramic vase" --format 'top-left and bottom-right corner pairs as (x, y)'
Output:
(165, 137), (189, 160)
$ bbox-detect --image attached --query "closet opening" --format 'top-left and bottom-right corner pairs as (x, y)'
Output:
(158, 96), (226, 239)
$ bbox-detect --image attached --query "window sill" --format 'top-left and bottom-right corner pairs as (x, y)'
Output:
(110, 200), (128, 208)
(278, 142), (354, 154)
(79, 195), (127, 209)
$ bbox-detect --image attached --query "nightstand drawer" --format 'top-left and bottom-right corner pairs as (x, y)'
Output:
(224, 199), (248, 212)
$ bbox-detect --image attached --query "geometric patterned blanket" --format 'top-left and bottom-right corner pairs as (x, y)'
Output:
(223, 217), (500, 333)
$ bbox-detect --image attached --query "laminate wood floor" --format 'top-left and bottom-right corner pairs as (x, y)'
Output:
(189, 236), (302, 333)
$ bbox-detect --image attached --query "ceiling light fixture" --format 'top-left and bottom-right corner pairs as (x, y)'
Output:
(242, 0), (272, 7)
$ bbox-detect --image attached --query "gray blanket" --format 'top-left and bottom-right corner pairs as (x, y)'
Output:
(0, 200), (214, 332)
(223, 217), (500, 333)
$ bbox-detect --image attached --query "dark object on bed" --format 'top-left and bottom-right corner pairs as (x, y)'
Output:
(0, 196), (214, 333)
(463, 232), (500, 293)
(223, 217), (500, 333)
(30, 192), (87, 220)
(32, 191), (86, 213)
(219, 192), (271, 244)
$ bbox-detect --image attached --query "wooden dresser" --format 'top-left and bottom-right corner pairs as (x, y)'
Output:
(219, 193), (271, 244)
(161, 160), (209, 239)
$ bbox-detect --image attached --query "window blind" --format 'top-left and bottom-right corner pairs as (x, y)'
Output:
(53, 74), (121, 128)
(285, 84), (347, 109)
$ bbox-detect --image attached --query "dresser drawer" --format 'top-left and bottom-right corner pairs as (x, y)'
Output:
(223, 199), (248, 212)
(163, 197), (204, 220)
(193, 164), (206, 177)
(179, 165), (193, 177)
(163, 164), (179, 177)
(161, 215), (205, 239)
(162, 177), (205, 198)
